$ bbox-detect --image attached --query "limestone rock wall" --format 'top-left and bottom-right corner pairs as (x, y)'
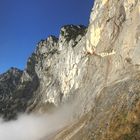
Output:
(47, 0), (140, 139)
(0, 0), (140, 139)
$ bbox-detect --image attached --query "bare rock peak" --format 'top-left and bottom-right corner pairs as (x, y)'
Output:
(60, 24), (87, 38)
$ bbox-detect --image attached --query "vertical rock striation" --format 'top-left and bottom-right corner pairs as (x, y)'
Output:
(51, 0), (140, 139)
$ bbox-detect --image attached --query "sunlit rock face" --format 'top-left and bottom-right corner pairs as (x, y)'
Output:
(28, 25), (87, 112)
(87, 0), (140, 67)
(0, 0), (140, 139)
(48, 0), (140, 139)
(0, 24), (87, 118)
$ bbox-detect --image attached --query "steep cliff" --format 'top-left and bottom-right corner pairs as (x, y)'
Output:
(0, 25), (87, 119)
(50, 0), (140, 139)
(0, 0), (140, 139)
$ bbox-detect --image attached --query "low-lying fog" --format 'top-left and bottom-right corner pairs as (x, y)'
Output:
(0, 104), (74, 140)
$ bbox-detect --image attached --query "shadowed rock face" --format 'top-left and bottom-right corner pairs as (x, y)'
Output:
(0, 67), (22, 96)
(0, 68), (23, 120)
(0, 0), (140, 139)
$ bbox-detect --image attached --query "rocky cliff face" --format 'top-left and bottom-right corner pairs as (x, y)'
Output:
(51, 0), (140, 139)
(0, 0), (140, 139)
(0, 68), (24, 120)
(0, 25), (87, 119)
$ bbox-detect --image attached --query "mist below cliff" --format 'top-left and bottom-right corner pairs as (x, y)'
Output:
(0, 104), (74, 140)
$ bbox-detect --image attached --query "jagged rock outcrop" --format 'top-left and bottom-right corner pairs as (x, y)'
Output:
(0, 68), (23, 120)
(24, 25), (87, 112)
(0, 67), (22, 96)
(0, 0), (140, 139)
(0, 25), (87, 118)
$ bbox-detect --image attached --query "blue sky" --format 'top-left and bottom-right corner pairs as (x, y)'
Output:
(0, 0), (93, 73)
